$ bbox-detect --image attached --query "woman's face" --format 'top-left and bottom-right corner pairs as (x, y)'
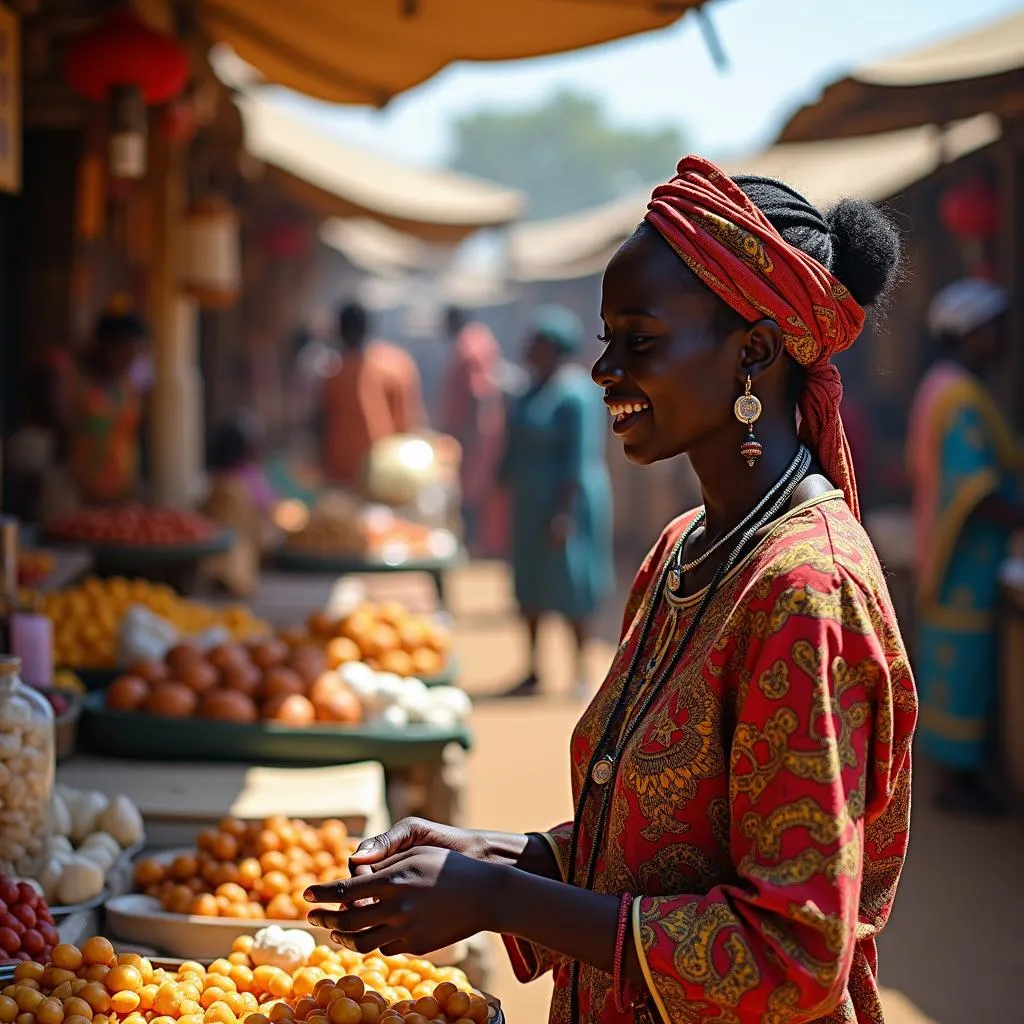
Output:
(592, 226), (742, 466)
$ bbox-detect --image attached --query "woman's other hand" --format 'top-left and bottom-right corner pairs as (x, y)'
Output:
(307, 848), (504, 955)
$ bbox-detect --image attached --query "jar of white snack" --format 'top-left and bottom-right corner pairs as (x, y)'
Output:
(0, 655), (55, 877)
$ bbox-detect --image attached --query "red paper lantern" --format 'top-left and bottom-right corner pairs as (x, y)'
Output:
(63, 9), (189, 105)
(939, 176), (1001, 240)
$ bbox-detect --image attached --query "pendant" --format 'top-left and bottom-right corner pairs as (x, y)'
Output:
(591, 755), (615, 786)
(668, 568), (681, 592)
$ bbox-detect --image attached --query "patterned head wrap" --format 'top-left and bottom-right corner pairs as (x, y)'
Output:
(645, 155), (866, 520)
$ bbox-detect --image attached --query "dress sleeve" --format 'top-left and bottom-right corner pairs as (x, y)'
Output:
(502, 822), (574, 982)
(635, 569), (908, 1024)
(553, 387), (588, 485)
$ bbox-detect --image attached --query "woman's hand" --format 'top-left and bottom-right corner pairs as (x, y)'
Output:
(306, 848), (504, 956)
(348, 819), (493, 876)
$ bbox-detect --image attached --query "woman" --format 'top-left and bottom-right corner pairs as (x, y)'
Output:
(907, 278), (1022, 816)
(499, 305), (614, 700)
(48, 308), (148, 506)
(306, 159), (917, 1024)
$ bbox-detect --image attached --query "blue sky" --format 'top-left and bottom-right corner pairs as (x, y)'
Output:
(265, 0), (1022, 172)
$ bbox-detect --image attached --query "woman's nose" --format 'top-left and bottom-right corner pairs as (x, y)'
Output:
(591, 350), (624, 387)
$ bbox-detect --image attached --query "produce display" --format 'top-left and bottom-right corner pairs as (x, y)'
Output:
(17, 553), (55, 590)
(283, 497), (457, 564)
(0, 874), (59, 962)
(132, 816), (358, 922)
(34, 578), (270, 670)
(286, 603), (450, 681)
(37, 788), (143, 908)
(44, 507), (219, 547)
(0, 929), (491, 1023)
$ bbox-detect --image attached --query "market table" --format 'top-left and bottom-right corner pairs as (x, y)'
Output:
(273, 547), (466, 611)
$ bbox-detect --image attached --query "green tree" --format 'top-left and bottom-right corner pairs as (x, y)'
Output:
(448, 90), (685, 220)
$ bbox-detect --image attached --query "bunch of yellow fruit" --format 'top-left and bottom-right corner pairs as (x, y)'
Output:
(0, 936), (487, 1024)
(33, 578), (271, 669)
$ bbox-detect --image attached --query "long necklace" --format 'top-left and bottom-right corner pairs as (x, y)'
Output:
(668, 445), (811, 589)
(566, 448), (809, 1023)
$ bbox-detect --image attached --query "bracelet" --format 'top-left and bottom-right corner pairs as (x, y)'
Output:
(613, 892), (633, 1013)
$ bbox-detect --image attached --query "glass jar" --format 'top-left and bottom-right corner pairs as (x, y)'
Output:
(0, 655), (55, 877)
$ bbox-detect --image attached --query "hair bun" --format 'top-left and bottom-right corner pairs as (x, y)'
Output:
(825, 198), (902, 308)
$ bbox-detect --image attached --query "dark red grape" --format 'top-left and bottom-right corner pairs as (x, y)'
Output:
(0, 880), (18, 905)
(20, 929), (43, 955)
(39, 923), (59, 946)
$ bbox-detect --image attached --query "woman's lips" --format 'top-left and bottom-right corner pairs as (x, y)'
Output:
(607, 399), (651, 435)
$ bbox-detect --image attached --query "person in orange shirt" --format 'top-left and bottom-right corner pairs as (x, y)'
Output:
(321, 301), (426, 488)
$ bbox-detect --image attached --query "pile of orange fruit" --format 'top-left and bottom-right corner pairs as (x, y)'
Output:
(0, 934), (488, 1024)
(133, 817), (359, 922)
(281, 603), (449, 680)
(35, 578), (269, 670)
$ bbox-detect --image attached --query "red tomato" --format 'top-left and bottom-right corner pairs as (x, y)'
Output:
(12, 904), (34, 928)
(0, 927), (19, 953)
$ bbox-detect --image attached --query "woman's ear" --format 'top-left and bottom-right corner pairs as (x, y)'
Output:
(736, 319), (784, 383)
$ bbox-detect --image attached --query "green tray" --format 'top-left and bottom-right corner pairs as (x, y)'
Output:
(274, 547), (464, 576)
(80, 691), (471, 767)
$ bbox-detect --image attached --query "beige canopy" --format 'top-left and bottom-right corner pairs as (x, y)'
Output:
(508, 115), (1002, 282)
(201, 0), (704, 107)
(237, 94), (524, 243)
(779, 9), (1024, 142)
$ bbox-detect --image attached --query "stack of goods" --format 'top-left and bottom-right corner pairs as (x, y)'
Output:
(287, 603), (449, 680)
(284, 497), (456, 564)
(0, 929), (493, 1022)
(43, 508), (218, 546)
(36, 789), (143, 908)
(0, 875), (59, 963)
(32, 579), (269, 670)
(132, 817), (357, 923)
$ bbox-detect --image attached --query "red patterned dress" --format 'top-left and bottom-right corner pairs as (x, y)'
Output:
(503, 492), (917, 1024)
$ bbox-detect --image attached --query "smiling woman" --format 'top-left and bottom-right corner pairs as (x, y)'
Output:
(305, 157), (918, 1024)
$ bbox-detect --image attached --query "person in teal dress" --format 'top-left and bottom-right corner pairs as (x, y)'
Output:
(907, 278), (1024, 815)
(500, 305), (614, 700)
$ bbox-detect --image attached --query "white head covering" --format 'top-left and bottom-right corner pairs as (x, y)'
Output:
(927, 278), (1009, 340)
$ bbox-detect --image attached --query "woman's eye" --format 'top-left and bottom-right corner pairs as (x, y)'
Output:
(628, 335), (654, 351)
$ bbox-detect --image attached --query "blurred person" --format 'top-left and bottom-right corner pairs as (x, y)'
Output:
(308, 160), (916, 1024)
(45, 304), (147, 507)
(907, 277), (1023, 816)
(439, 306), (507, 555)
(500, 305), (614, 700)
(321, 301), (426, 488)
(200, 418), (279, 598)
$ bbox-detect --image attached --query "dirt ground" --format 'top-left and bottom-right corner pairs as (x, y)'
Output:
(250, 560), (1024, 1024)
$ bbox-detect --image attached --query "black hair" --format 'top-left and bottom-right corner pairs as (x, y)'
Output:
(445, 306), (466, 336)
(95, 311), (147, 347)
(208, 421), (255, 471)
(338, 301), (369, 347)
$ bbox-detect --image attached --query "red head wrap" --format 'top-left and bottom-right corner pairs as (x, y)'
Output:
(645, 155), (865, 520)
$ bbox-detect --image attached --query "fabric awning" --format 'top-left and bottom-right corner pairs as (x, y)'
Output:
(779, 10), (1024, 142)
(238, 94), (524, 243)
(201, 0), (703, 107)
(509, 115), (1001, 281)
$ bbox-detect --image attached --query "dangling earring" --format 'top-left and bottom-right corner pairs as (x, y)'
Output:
(734, 375), (763, 468)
